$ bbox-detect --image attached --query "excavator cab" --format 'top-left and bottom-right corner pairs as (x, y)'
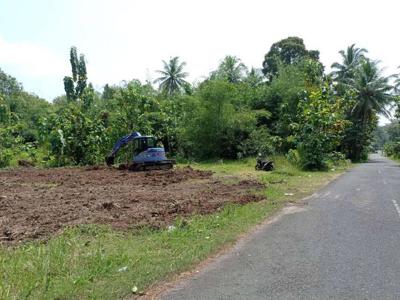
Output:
(132, 136), (157, 156)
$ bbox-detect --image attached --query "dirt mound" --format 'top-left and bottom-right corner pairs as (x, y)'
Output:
(17, 160), (35, 167)
(0, 166), (264, 245)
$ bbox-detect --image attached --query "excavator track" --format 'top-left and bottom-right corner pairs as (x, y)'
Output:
(127, 161), (174, 172)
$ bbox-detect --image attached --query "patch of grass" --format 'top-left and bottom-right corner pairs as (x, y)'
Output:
(182, 157), (257, 176)
(388, 155), (400, 163)
(0, 156), (349, 299)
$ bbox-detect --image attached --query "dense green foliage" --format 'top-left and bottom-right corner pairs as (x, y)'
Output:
(0, 38), (398, 170)
(0, 69), (52, 167)
(379, 120), (400, 158)
(295, 85), (349, 169)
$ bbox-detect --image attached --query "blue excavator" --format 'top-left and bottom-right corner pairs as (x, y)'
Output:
(106, 132), (175, 171)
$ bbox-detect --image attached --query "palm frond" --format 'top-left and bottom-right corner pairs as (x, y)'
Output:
(154, 56), (189, 95)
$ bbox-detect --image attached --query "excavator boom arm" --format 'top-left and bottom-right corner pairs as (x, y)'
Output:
(106, 131), (141, 165)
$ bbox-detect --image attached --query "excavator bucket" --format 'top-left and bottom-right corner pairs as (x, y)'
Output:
(105, 156), (115, 166)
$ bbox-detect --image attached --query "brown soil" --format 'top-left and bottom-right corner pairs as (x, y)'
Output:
(0, 166), (265, 245)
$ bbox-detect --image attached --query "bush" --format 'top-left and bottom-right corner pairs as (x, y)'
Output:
(238, 127), (277, 158)
(0, 123), (26, 168)
(40, 104), (109, 166)
(323, 151), (349, 169)
(0, 148), (12, 168)
(384, 141), (400, 158)
(286, 149), (301, 167)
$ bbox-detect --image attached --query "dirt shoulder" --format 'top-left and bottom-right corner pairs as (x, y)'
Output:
(0, 166), (264, 245)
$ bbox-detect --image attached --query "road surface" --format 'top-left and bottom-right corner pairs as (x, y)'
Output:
(160, 154), (400, 299)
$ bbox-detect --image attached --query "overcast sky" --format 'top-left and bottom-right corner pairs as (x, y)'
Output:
(1, 0), (399, 119)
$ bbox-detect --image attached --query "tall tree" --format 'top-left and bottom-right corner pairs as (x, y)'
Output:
(0, 68), (22, 96)
(331, 44), (367, 84)
(350, 59), (393, 127)
(155, 56), (189, 96)
(262, 36), (320, 80)
(63, 46), (87, 101)
(341, 59), (394, 161)
(211, 55), (247, 83)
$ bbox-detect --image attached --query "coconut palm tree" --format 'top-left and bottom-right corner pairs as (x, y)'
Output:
(212, 56), (247, 83)
(331, 44), (367, 83)
(341, 59), (394, 161)
(154, 57), (188, 96)
(350, 59), (394, 127)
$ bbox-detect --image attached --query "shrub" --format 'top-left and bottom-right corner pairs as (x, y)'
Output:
(238, 127), (277, 158)
(384, 141), (400, 158)
(0, 148), (12, 168)
(323, 151), (349, 169)
(286, 149), (301, 167)
(40, 104), (109, 166)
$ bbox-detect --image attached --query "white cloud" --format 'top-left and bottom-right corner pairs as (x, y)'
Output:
(0, 36), (68, 77)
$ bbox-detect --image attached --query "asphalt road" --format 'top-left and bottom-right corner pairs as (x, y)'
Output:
(160, 154), (400, 300)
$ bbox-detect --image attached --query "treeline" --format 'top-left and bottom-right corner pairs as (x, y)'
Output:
(0, 36), (398, 169)
(373, 119), (400, 158)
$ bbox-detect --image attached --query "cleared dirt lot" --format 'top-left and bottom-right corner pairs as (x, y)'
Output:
(0, 166), (265, 245)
